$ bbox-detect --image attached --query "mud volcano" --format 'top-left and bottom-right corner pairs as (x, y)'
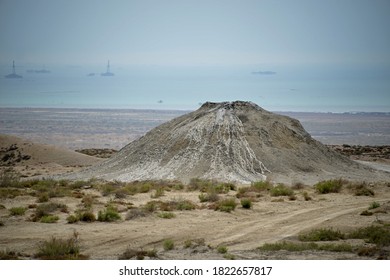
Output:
(72, 101), (378, 183)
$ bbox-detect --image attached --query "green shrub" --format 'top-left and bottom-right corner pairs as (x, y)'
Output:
(9, 206), (26, 216)
(348, 225), (390, 246)
(175, 200), (196, 211)
(223, 253), (236, 260)
(299, 228), (345, 242)
(66, 215), (79, 224)
(37, 192), (49, 203)
(163, 239), (175, 251)
(258, 241), (352, 252)
(32, 203), (68, 222)
(251, 181), (272, 192)
(35, 233), (87, 260)
(78, 211), (96, 222)
(240, 198), (252, 209)
(270, 184), (294, 197)
(151, 187), (165, 198)
(369, 201), (380, 210)
(40, 215), (59, 223)
(216, 198), (237, 212)
(0, 170), (21, 188)
(199, 192), (220, 202)
(97, 206), (121, 222)
(157, 212), (176, 219)
(315, 179), (343, 194)
(217, 246), (228, 254)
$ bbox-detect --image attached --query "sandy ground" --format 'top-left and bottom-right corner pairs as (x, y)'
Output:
(1, 134), (390, 259)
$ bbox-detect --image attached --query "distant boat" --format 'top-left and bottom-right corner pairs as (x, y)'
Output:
(101, 60), (114, 76)
(87, 73), (96, 77)
(5, 61), (23, 79)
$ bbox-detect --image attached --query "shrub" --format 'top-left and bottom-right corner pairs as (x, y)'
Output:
(270, 184), (294, 197)
(126, 208), (148, 220)
(32, 203), (68, 222)
(315, 179), (343, 194)
(0, 170), (21, 188)
(97, 206), (121, 222)
(119, 248), (157, 260)
(217, 246), (228, 254)
(251, 181), (272, 192)
(40, 215), (59, 223)
(157, 212), (176, 219)
(299, 228), (345, 242)
(0, 220), (4, 226)
(349, 182), (375, 196)
(369, 201), (380, 210)
(66, 215), (79, 224)
(258, 241), (352, 252)
(348, 225), (390, 246)
(78, 211), (96, 222)
(240, 198), (252, 209)
(360, 210), (373, 216)
(0, 249), (20, 260)
(175, 200), (196, 211)
(9, 206), (26, 216)
(302, 191), (312, 201)
(151, 187), (165, 198)
(223, 253), (236, 260)
(37, 192), (49, 203)
(163, 239), (175, 251)
(35, 233), (87, 260)
(216, 198), (237, 212)
(199, 192), (220, 202)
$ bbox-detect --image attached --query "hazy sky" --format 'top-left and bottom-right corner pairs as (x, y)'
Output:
(1, 0), (389, 67)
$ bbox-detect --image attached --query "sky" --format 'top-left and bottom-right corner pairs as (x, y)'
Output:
(0, 0), (389, 112)
(1, 0), (389, 67)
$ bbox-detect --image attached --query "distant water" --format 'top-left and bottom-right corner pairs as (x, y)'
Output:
(1, 64), (389, 112)
(0, 108), (389, 150)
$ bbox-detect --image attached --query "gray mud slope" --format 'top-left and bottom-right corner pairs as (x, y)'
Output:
(65, 101), (388, 183)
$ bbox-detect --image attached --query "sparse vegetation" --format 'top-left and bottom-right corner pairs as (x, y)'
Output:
(240, 198), (252, 209)
(299, 228), (345, 242)
(31, 202), (68, 222)
(270, 184), (294, 197)
(369, 201), (380, 210)
(302, 191), (312, 201)
(9, 206), (27, 216)
(163, 239), (175, 251)
(217, 245), (228, 254)
(157, 212), (176, 219)
(126, 208), (149, 220)
(258, 241), (353, 252)
(35, 232), (88, 260)
(0, 249), (20, 260)
(315, 179), (344, 194)
(98, 205), (121, 222)
(40, 215), (59, 223)
(215, 198), (237, 212)
(348, 182), (375, 196)
(118, 248), (157, 260)
(348, 225), (390, 246)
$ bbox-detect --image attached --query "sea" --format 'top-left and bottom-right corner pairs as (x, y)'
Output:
(1, 64), (389, 149)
